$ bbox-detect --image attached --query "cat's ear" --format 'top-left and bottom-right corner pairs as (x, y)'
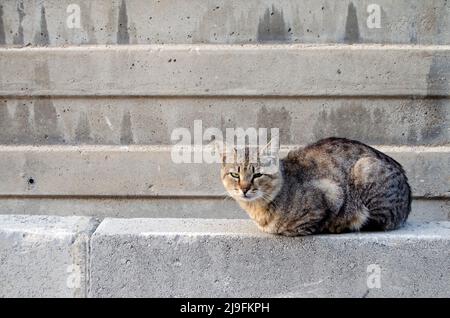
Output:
(258, 137), (280, 174)
(211, 140), (236, 165)
(259, 137), (280, 157)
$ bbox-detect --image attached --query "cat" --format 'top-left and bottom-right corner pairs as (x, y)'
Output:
(220, 137), (411, 236)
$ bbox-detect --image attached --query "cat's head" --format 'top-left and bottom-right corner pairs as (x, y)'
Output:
(219, 144), (282, 203)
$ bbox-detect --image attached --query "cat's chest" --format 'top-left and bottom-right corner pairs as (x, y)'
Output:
(240, 202), (280, 234)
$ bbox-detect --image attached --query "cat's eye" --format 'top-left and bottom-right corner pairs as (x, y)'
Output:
(229, 172), (240, 179)
(253, 173), (263, 179)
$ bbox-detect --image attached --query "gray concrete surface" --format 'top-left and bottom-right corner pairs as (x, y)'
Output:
(1, 45), (450, 96)
(89, 218), (450, 297)
(1, 215), (449, 297)
(0, 0), (449, 45)
(0, 196), (243, 219)
(0, 214), (99, 297)
(1, 97), (449, 146)
(0, 145), (447, 197)
(0, 197), (448, 221)
(0, 0), (448, 298)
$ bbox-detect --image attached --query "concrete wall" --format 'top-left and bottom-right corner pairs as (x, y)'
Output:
(0, 2), (449, 220)
(1, 45), (450, 96)
(0, 197), (448, 221)
(0, 45), (448, 219)
(0, 0), (449, 46)
(0, 145), (447, 221)
(0, 97), (449, 146)
(0, 145), (447, 197)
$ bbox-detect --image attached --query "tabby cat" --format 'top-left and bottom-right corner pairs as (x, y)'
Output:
(221, 137), (411, 236)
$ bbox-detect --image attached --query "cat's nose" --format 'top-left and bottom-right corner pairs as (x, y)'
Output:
(241, 186), (251, 196)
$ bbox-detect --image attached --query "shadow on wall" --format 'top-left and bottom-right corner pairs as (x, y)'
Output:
(344, 2), (360, 43)
(117, 0), (130, 44)
(257, 5), (291, 42)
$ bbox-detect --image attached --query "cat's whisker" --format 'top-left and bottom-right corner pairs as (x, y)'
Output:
(224, 196), (234, 203)
(217, 191), (234, 203)
(221, 194), (232, 202)
(260, 193), (277, 208)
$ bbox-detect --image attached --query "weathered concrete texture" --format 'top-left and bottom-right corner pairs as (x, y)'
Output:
(410, 199), (450, 221)
(0, 145), (447, 197)
(0, 97), (449, 146)
(0, 214), (98, 297)
(1, 45), (450, 96)
(89, 218), (450, 297)
(0, 197), (447, 221)
(0, 0), (450, 45)
(0, 197), (245, 219)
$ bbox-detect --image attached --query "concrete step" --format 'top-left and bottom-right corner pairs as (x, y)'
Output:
(1, 44), (450, 97)
(1, 214), (448, 297)
(0, 197), (448, 222)
(89, 218), (450, 297)
(0, 145), (447, 221)
(1, 97), (449, 146)
(0, 0), (449, 46)
(0, 214), (98, 297)
(0, 145), (447, 198)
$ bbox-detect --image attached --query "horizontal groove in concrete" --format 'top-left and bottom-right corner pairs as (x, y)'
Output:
(0, 0), (449, 45)
(1, 96), (449, 146)
(89, 218), (450, 297)
(0, 214), (99, 297)
(0, 145), (448, 197)
(0, 197), (447, 221)
(1, 45), (450, 96)
(0, 144), (449, 152)
(4, 44), (450, 50)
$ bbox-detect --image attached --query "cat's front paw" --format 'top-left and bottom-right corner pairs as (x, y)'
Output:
(257, 223), (279, 235)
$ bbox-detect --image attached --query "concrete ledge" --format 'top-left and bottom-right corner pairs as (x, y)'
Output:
(0, 197), (448, 222)
(1, 215), (448, 297)
(0, 0), (449, 45)
(0, 145), (448, 197)
(1, 97), (449, 146)
(0, 214), (98, 297)
(89, 218), (450, 297)
(1, 45), (450, 96)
